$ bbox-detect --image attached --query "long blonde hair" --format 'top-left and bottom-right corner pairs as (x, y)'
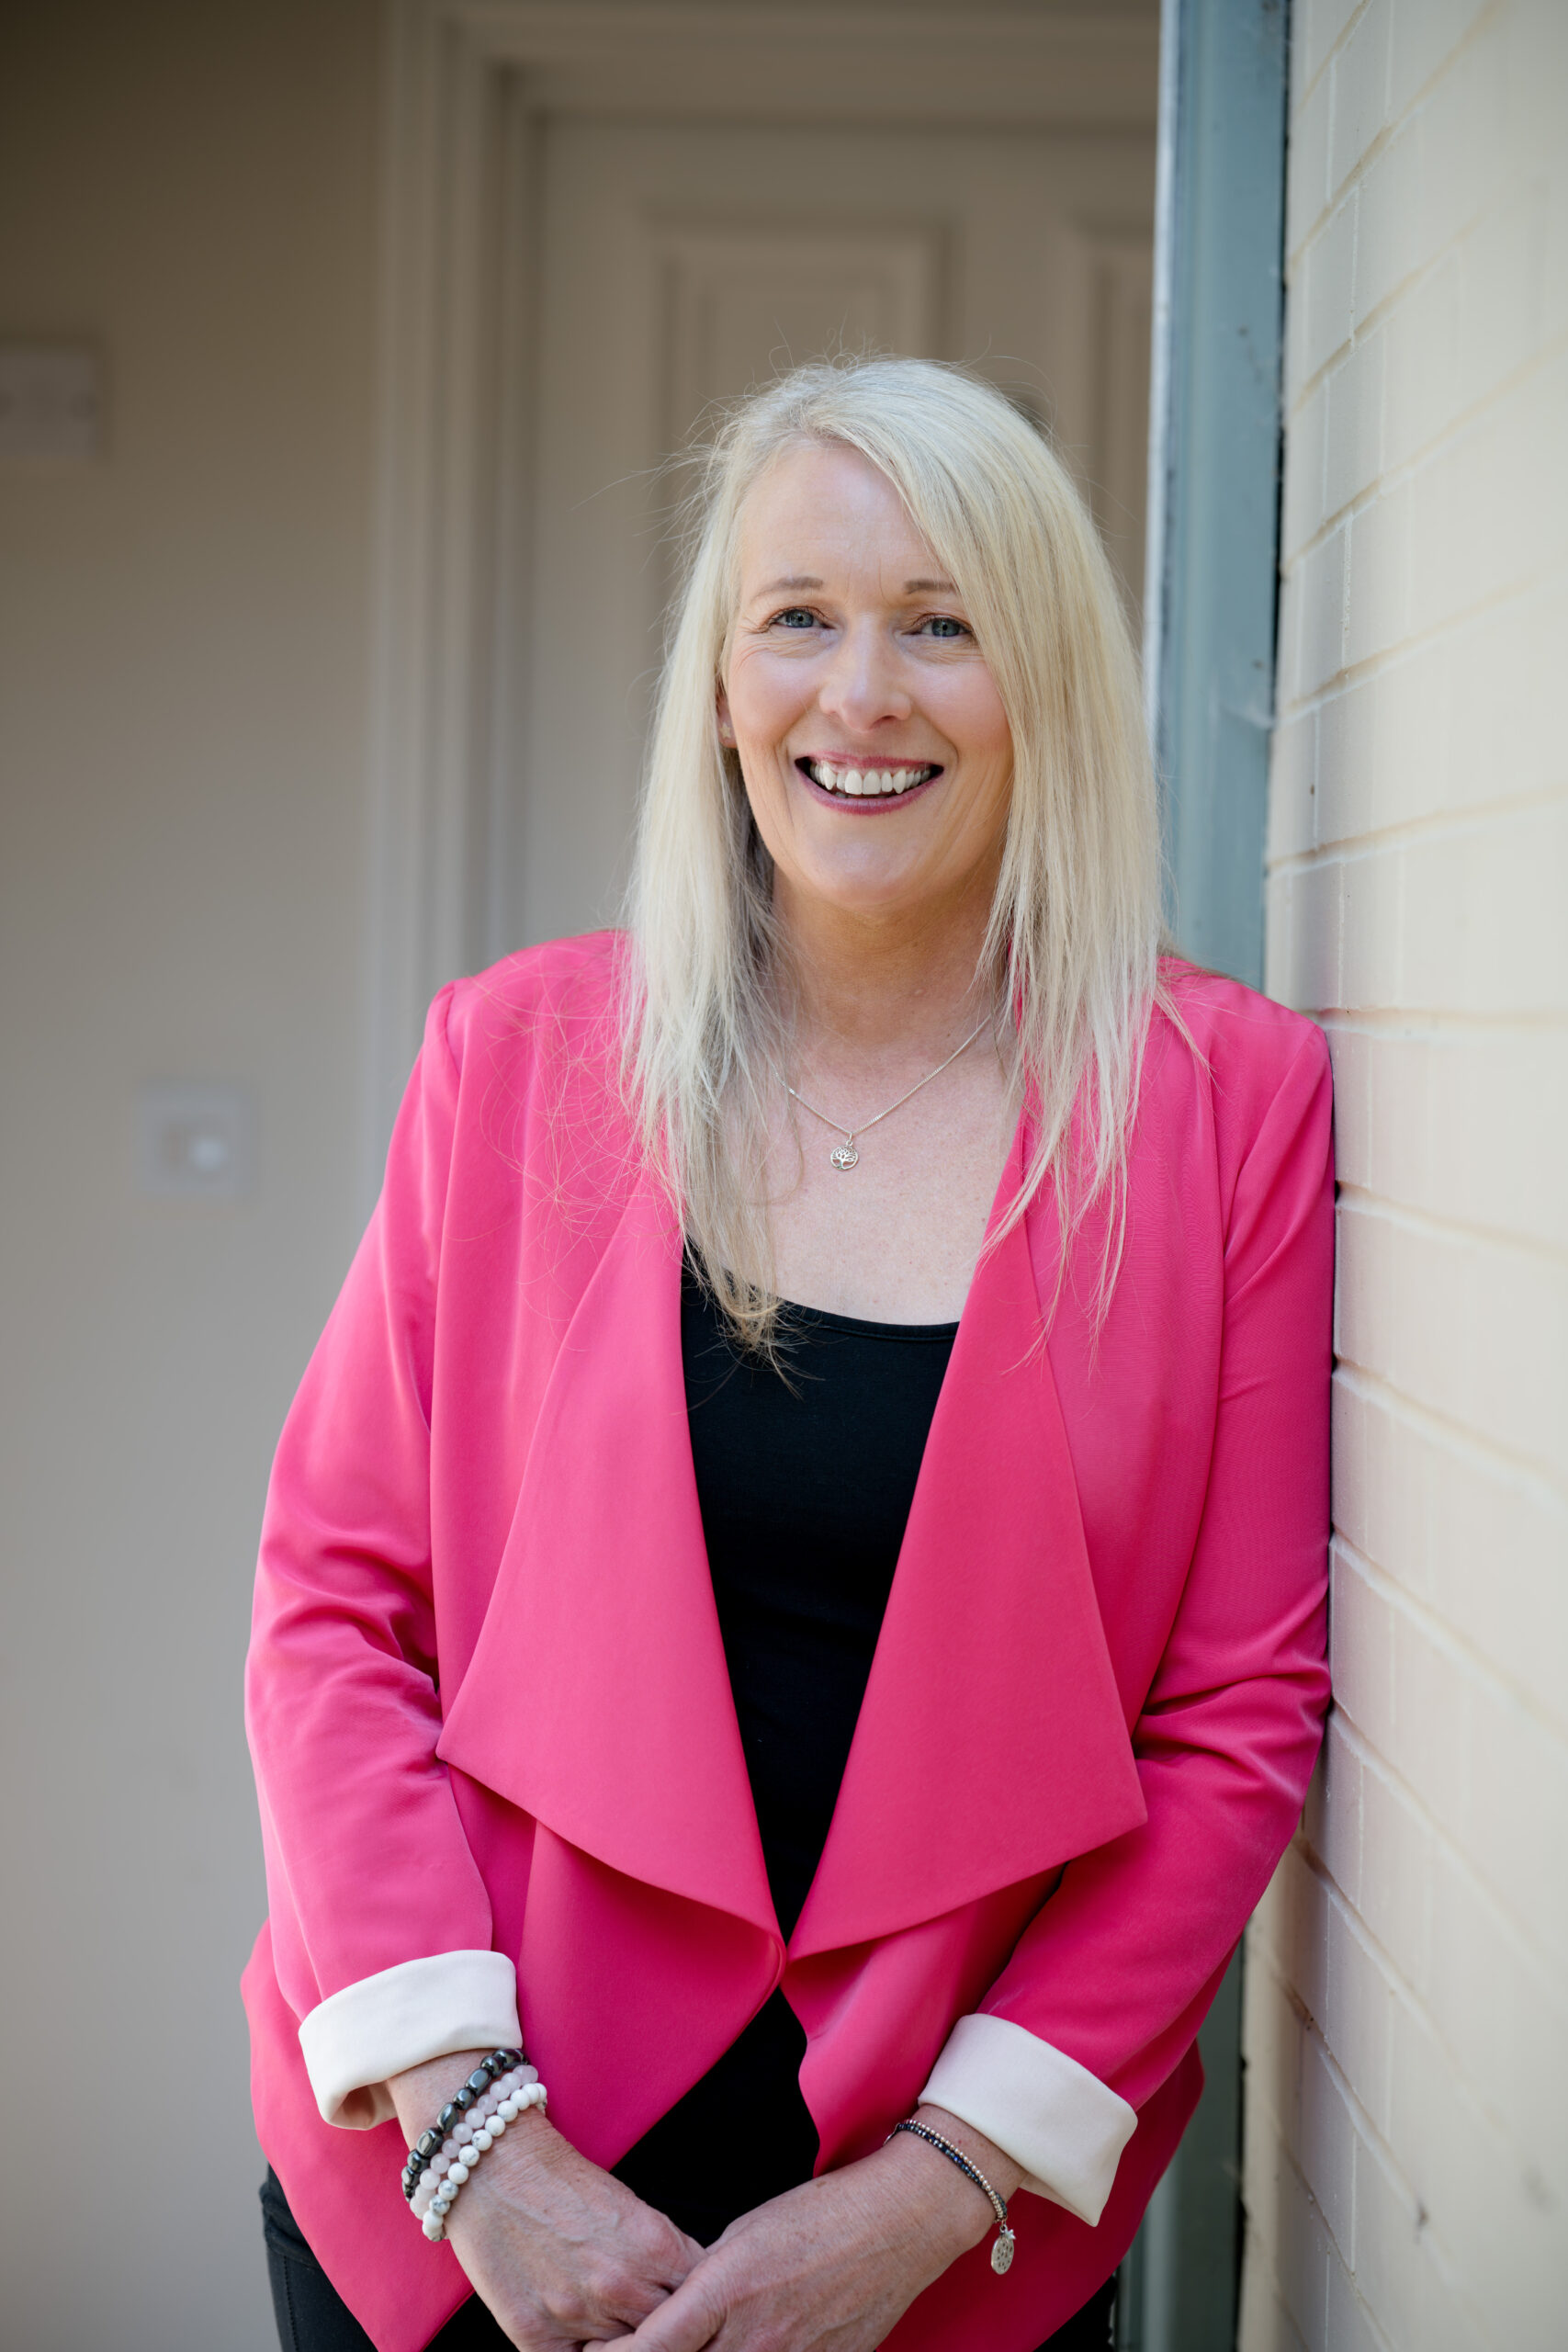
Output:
(622, 355), (1163, 1344)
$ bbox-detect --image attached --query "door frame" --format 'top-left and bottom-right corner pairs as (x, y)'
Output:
(359, 0), (1159, 1187)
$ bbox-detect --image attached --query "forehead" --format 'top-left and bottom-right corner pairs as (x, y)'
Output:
(736, 441), (937, 582)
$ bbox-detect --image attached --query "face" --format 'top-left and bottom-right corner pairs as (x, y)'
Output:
(719, 441), (1014, 933)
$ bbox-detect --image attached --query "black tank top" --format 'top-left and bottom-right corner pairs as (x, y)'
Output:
(611, 1264), (958, 2245)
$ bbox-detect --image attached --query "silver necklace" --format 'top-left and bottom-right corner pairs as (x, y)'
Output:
(784, 1014), (992, 1170)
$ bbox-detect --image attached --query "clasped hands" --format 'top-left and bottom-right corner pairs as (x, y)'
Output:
(390, 2053), (1021, 2351)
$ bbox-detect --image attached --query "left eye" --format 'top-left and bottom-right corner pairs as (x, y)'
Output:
(772, 607), (817, 628)
(922, 616), (967, 639)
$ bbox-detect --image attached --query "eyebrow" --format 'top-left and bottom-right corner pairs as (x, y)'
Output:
(749, 573), (960, 597)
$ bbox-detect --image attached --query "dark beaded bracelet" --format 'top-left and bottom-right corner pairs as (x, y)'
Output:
(400, 2049), (525, 2201)
(886, 2117), (1017, 2275)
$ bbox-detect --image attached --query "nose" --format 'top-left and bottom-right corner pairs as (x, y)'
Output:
(817, 615), (913, 731)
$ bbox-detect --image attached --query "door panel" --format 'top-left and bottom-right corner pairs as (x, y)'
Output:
(513, 115), (1153, 948)
(658, 223), (944, 445)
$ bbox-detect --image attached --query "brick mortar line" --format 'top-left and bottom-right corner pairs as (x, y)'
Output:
(1330, 1524), (1568, 1746)
(1282, 1009), (1568, 1060)
(1316, 1006), (1568, 1038)
(1243, 1941), (1487, 2339)
(1247, 1998), (1522, 2352)
(1283, 335), (1568, 571)
(1238, 2039), (1368, 2310)
(1231, 2223), (1312, 2352)
(1332, 1360), (1568, 1514)
(1237, 2192), (1357, 2352)
(1333, 1193), (1565, 1272)
(1269, 564), (1567, 722)
(1262, 1836), (1565, 2221)
(1287, 197), (1516, 410)
(1289, 0), (1375, 118)
(1286, 0), (1514, 264)
(1327, 1348), (1565, 1494)
(1262, 1001), (1568, 1038)
(1330, 1360), (1568, 1511)
(1318, 1688), (1568, 1979)
(1328, 1510), (1568, 1737)
(1251, 1885), (1552, 2224)
(1276, 556), (1568, 717)
(1281, 326), (1568, 559)
(1265, 778), (1568, 868)
(1309, 1832), (1560, 2052)
(1334, 1182), (1568, 1270)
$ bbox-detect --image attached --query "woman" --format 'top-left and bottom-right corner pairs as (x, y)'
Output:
(245, 356), (1333, 2352)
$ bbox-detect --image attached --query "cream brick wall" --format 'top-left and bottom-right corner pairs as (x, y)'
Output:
(1242, 1), (1568, 2346)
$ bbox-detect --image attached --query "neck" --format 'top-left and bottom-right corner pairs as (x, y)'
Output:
(773, 872), (997, 1058)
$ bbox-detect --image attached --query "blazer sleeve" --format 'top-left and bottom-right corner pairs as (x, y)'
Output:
(245, 985), (516, 2124)
(924, 1021), (1335, 2215)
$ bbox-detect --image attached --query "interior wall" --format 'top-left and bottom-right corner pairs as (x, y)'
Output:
(1244, 0), (1567, 2346)
(0, 4), (379, 2344)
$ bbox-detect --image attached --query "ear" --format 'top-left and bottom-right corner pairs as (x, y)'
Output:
(715, 689), (736, 748)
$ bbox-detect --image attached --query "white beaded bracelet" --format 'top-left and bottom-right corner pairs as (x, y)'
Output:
(415, 2072), (548, 2241)
(411, 2079), (526, 2220)
(412, 2065), (535, 2229)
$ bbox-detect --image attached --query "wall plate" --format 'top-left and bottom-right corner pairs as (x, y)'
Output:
(135, 1080), (255, 1200)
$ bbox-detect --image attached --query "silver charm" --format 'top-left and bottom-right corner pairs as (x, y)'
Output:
(782, 1012), (992, 1180)
(991, 2228), (1016, 2276)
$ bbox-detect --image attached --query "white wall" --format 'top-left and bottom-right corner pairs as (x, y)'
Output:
(1243, 0), (1568, 2346)
(0, 5), (378, 2344)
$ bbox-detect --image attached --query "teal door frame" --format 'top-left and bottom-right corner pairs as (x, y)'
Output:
(1119, 3), (1290, 2346)
(1143, 0), (1290, 993)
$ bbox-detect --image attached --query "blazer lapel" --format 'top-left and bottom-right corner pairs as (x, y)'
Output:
(789, 1128), (1146, 1958)
(436, 1173), (779, 1941)
(441, 1123), (1144, 1963)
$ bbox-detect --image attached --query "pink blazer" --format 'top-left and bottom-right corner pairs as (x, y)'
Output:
(243, 933), (1334, 2352)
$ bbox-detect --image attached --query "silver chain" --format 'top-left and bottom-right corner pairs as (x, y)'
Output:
(782, 1013), (992, 1170)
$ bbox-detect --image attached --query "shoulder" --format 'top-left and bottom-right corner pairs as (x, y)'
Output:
(406, 931), (633, 1194)
(1142, 959), (1333, 1199)
(1156, 957), (1329, 1089)
(434, 929), (626, 1075)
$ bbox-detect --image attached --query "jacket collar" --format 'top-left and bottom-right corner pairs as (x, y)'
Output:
(437, 1125), (1144, 1956)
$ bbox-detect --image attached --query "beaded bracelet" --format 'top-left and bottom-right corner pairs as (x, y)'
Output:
(886, 2119), (1017, 2276)
(401, 2048), (526, 2205)
(415, 2072), (548, 2241)
(411, 2065), (528, 2218)
(412, 2068), (542, 2233)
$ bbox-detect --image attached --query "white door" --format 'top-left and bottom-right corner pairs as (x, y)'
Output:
(509, 116), (1153, 949)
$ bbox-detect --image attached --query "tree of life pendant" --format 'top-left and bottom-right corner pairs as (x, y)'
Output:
(829, 1142), (860, 1170)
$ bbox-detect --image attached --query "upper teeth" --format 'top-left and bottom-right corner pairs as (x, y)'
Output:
(806, 761), (934, 797)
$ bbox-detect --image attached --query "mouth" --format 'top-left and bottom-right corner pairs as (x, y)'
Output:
(796, 757), (942, 805)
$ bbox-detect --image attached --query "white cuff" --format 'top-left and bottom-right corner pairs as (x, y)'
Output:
(298, 1951), (522, 2130)
(919, 2013), (1137, 2226)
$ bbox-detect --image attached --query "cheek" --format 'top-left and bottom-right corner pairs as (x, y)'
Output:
(727, 650), (803, 743)
(948, 680), (1013, 794)
(923, 654), (1009, 750)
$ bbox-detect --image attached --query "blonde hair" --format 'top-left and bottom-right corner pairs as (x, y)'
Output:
(622, 355), (1163, 1344)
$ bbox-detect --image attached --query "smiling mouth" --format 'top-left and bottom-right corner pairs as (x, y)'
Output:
(798, 758), (942, 800)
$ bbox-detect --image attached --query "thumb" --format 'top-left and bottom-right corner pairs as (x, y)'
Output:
(624, 2267), (725, 2351)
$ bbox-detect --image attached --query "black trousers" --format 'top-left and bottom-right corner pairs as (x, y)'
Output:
(262, 2170), (1116, 2351)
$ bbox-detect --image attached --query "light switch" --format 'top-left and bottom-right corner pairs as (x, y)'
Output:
(0, 343), (105, 460)
(136, 1081), (255, 1200)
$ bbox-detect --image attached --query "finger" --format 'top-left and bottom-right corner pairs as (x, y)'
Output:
(622, 2273), (725, 2352)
